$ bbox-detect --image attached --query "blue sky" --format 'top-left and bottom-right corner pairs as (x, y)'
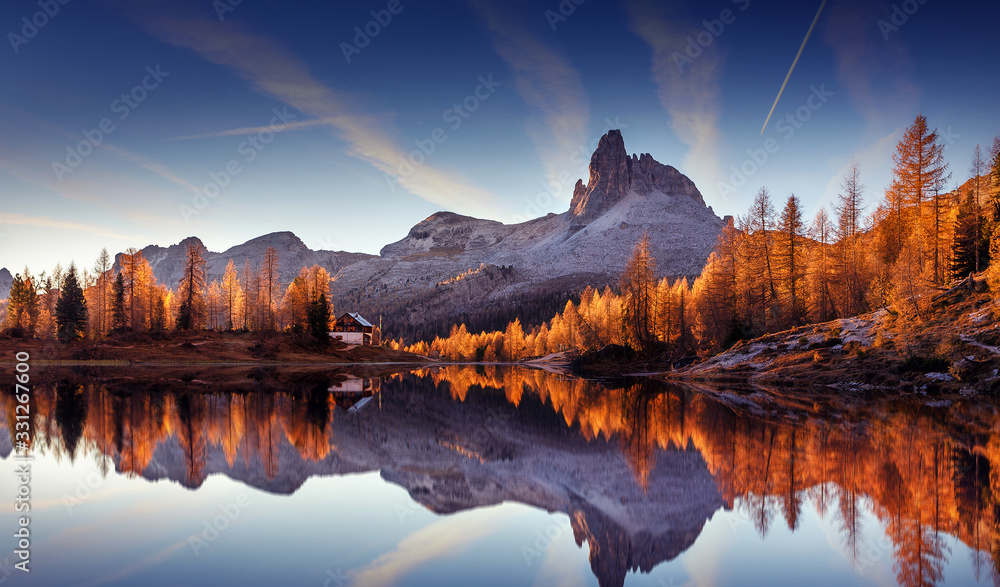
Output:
(2, 0), (999, 276)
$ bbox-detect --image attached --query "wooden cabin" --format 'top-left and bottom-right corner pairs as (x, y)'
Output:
(329, 312), (374, 345)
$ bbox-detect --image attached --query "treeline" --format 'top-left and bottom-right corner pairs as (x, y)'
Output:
(1, 244), (348, 342)
(410, 115), (1000, 361)
(336, 262), (571, 343)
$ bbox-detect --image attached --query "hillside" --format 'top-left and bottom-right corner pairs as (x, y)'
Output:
(0, 330), (428, 365)
(674, 274), (1000, 395)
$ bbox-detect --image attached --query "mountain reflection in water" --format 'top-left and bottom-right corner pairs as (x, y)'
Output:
(3, 365), (1000, 587)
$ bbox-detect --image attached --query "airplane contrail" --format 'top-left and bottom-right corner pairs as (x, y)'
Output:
(760, 0), (828, 134)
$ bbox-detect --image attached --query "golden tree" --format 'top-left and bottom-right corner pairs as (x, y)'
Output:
(886, 114), (950, 278)
(620, 232), (656, 350)
(221, 259), (243, 330)
(260, 246), (280, 330)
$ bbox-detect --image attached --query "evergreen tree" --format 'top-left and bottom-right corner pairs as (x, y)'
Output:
(776, 194), (806, 325)
(111, 272), (127, 331)
(55, 264), (88, 341)
(951, 189), (980, 279)
(307, 293), (331, 343)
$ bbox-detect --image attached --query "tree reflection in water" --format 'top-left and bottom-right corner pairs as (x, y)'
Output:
(4, 366), (1000, 587)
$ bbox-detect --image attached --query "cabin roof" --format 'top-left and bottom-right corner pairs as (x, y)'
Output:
(336, 312), (373, 328)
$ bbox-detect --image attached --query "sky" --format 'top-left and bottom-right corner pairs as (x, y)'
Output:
(2, 0), (999, 276)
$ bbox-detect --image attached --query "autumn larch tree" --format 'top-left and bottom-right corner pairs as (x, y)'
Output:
(281, 275), (309, 332)
(261, 247), (280, 330)
(241, 257), (260, 330)
(808, 208), (836, 322)
(503, 317), (525, 360)
(55, 263), (88, 341)
(92, 248), (111, 337)
(740, 187), (778, 332)
(833, 160), (869, 316)
(885, 114), (950, 275)
(120, 248), (145, 330)
(221, 259), (242, 331)
(620, 232), (656, 351)
(177, 242), (207, 330)
(5, 269), (39, 336)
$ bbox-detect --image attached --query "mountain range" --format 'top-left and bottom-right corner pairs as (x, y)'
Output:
(1, 131), (725, 339)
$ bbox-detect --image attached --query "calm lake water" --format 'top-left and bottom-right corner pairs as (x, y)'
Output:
(1, 365), (997, 587)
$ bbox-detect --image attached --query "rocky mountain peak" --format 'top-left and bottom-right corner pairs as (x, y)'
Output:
(569, 130), (705, 225)
(244, 231), (306, 249)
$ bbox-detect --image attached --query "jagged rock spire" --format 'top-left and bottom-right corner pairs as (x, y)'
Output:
(569, 130), (705, 225)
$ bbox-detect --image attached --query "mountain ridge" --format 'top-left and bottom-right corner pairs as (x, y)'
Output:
(88, 130), (723, 340)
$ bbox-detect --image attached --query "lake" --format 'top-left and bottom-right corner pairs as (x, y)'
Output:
(1, 365), (997, 586)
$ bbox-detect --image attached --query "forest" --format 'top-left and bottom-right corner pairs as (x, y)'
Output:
(403, 115), (1000, 362)
(1, 240), (355, 344)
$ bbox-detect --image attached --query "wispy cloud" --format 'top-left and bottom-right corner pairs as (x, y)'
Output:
(0, 213), (146, 241)
(0, 102), (198, 218)
(129, 4), (502, 217)
(470, 0), (590, 192)
(170, 118), (338, 141)
(822, 0), (918, 130)
(101, 144), (201, 191)
(626, 0), (725, 200)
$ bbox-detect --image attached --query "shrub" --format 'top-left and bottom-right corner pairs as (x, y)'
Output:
(897, 355), (950, 373)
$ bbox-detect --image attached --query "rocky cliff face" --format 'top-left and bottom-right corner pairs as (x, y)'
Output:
(570, 130), (705, 225)
(0, 267), (12, 300)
